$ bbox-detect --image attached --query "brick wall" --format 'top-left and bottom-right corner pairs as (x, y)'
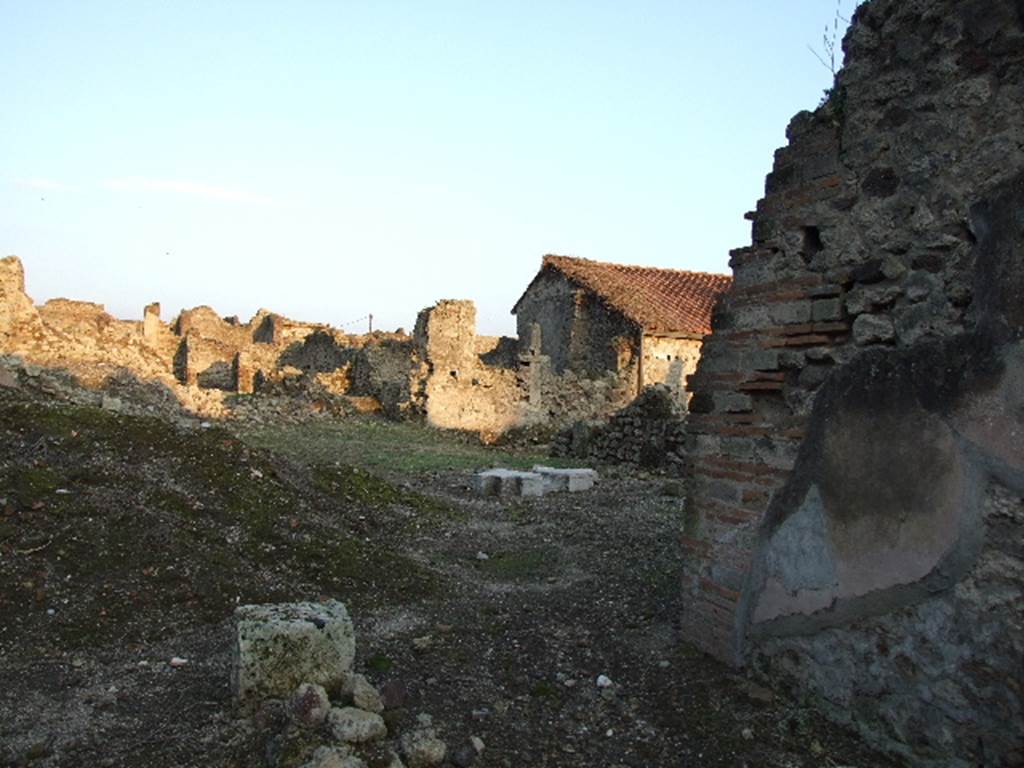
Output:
(680, 0), (1024, 762)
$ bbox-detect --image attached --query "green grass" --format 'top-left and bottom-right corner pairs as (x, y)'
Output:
(0, 397), (441, 653)
(477, 546), (559, 581)
(366, 653), (394, 673)
(237, 417), (574, 476)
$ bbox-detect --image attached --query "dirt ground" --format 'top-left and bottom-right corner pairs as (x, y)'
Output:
(0, 386), (899, 768)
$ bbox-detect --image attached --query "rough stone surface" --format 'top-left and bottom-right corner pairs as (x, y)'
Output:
(551, 384), (687, 472)
(679, 1), (1024, 765)
(399, 729), (447, 768)
(851, 313), (895, 345)
(350, 674), (384, 714)
(301, 745), (365, 768)
(326, 707), (388, 744)
(290, 683), (332, 728)
(233, 601), (355, 703)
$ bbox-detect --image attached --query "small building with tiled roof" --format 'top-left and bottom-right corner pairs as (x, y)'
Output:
(512, 254), (731, 399)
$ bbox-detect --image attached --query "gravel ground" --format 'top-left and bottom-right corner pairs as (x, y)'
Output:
(0, 386), (899, 767)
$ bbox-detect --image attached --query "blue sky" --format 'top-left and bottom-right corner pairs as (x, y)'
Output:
(1, 1), (851, 335)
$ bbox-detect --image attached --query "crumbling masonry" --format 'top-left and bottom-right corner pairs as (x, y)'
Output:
(0, 258), (711, 435)
(680, 1), (1024, 764)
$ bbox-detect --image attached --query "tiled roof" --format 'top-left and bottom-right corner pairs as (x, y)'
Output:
(512, 254), (732, 336)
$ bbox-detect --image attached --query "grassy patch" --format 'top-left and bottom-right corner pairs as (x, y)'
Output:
(0, 396), (441, 655)
(366, 653), (394, 673)
(312, 464), (455, 520)
(478, 547), (559, 581)
(236, 417), (574, 476)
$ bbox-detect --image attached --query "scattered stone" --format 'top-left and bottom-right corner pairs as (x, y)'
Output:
(596, 674), (613, 688)
(379, 679), (408, 710)
(327, 706), (387, 744)
(474, 551), (489, 561)
(100, 394), (123, 412)
(351, 674), (384, 714)
(233, 600), (355, 702)
(291, 682), (331, 728)
(741, 727), (754, 741)
(470, 736), (485, 754)
(301, 745), (364, 768)
(400, 729), (447, 768)
(168, 656), (188, 668)
(449, 743), (478, 767)
(411, 636), (433, 652)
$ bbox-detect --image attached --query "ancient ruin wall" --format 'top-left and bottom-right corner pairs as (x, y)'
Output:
(0, 256), (416, 418)
(412, 299), (644, 436)
(552, 384), (688, 472)
(0, 257), (43, 346)
(641, 335), (702, 395)
(515, 269), (641, 379)
(412, 300), (523, 435)
(680, 1), (1024, 763)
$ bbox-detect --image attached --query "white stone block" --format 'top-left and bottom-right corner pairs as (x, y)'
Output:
(474, 468), (547, 497)
(532, 466), (599, 492)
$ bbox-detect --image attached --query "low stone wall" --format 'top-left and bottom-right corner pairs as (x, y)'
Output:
(551, 385), (687, 472)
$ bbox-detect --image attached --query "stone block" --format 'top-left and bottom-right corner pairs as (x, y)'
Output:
(327, 706), (387, 743)
(532, 465), (599, 492)
(852, 314), (896, 345)
(0, 366), (18, 389)
(474, 469), (546, 497)
(811, 298), (843, 322)
(233, 600), (355, 703)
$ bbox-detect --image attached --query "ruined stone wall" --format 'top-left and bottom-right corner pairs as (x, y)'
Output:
(0, 257), (43, 347)
(515, 270), (641, 379)
(529, 363), (635, 428)
(413, 298), (657, 437)
(0, 256), (417, 418)
(514, 271), (578, 373)
(571, 290), (640, 378)
(413, 300), (523, 434)
(348, 339), (418, 417)
(174, 305), (253, 347)
(641, 335), (702, 395)
(680, 1), (1024, 764)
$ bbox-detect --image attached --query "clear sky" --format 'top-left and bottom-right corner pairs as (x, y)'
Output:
(1, 1), (852, 336)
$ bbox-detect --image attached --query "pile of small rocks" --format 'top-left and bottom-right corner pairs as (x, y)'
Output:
(550, 385), (687, 473)
(234, 600), (483, 768)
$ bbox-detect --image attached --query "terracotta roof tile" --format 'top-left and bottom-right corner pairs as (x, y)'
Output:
(513, 255), (731, 336)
